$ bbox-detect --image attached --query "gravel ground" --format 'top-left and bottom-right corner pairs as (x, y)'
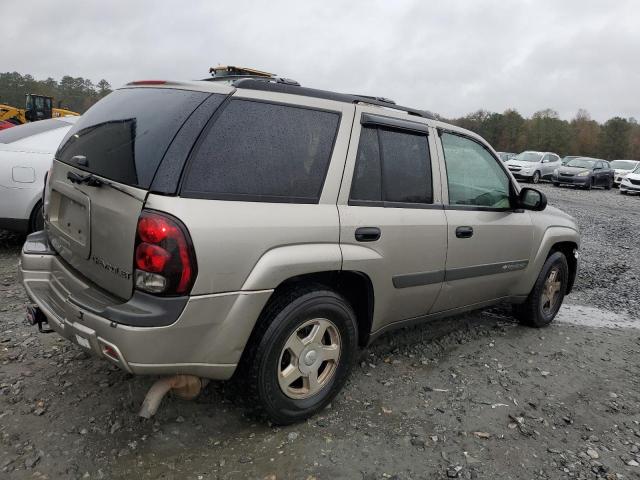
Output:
(1, 184), (639, 479)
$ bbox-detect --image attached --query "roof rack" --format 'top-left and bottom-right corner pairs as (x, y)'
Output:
(230, 77), (436, 120)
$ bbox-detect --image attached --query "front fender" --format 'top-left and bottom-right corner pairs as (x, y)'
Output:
(510, 225), (580, 296)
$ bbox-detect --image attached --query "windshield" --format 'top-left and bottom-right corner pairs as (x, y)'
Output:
(610, 160), (638, 170)
(514, 152), (542, 163)
(567, 158), (596, 168)
(634, 164), (640, 174)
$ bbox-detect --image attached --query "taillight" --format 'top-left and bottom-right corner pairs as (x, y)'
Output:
(134, 211), (197, 296)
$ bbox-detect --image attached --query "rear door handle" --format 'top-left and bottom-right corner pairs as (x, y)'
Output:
(455, 226), (474, 238)
(355, 227), (381, 242)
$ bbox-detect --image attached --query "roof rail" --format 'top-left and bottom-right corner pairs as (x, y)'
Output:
(230, 78), (436, 120)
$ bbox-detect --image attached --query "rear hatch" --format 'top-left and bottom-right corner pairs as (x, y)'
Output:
(45, 86), (210, 300)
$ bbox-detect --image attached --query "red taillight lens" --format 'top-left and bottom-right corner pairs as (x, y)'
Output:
(135, 243), (170, 272)
(134, 211), (197, 296)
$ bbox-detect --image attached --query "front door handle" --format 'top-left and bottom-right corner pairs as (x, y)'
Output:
(455, 226), (474, 239)
(355, 227), (381, 242)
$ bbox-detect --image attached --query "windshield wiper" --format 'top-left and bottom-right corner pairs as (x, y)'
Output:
(66, 171), (145, 201)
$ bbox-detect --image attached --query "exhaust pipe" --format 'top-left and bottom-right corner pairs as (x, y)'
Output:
(138, 375), (209, 419)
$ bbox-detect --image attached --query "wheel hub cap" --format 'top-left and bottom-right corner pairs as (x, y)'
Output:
(541, 266), (562, 315)
(277, 318), (341, 399)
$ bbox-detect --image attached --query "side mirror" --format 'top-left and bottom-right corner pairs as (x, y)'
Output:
(519, 187), (547, 211)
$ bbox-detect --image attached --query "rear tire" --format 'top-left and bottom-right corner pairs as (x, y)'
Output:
(28, 201), (44, 233)
(239, 287), (358, 425)
(513, 251), (568, 328)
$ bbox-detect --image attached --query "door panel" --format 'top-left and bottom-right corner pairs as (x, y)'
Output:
(432, 209), (534, 311)
(340, 205), (447, 330)
(434, 130), (535, 311)
(338, 107), (447, 333)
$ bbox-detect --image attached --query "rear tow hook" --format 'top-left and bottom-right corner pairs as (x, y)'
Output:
(26, 306), (54, 334)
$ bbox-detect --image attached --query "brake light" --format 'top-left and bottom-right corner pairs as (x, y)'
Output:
(128, 80), (167, 85)
(134, 211), (197, 296)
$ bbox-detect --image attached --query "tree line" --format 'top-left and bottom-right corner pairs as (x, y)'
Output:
(447, 108), (640, 160)
(1, 72), (638, 160)
(0, 72), (112, 114)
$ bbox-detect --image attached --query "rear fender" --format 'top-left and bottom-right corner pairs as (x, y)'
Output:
(241, 243), (342, 291)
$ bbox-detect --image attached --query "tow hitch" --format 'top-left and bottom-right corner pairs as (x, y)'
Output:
(26, 306), (53, 334)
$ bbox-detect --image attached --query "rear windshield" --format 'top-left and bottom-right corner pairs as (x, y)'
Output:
(0, 119), (70, 144)
(56, 88), (209, 189)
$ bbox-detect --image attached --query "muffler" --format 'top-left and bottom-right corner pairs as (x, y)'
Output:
(138, 375), (209, 418)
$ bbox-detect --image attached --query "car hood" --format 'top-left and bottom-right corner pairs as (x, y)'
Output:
(558, 166), (590, 175)
(506, 160), (538, 168)
(613, 169), (633, 176)
(623, 172), (640, 181)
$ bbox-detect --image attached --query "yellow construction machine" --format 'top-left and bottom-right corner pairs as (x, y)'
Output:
(0, 93), (79, 125)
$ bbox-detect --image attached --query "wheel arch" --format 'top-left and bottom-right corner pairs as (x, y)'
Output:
(245, 270), (375, 353)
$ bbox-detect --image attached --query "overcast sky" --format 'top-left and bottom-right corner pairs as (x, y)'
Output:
(2, 0), (638, 122)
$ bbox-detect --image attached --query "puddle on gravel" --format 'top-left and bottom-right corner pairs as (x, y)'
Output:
(556, 304), (639, 329)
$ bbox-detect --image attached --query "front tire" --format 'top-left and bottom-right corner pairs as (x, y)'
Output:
(604, 178), (613, 190)
(532, 171), (541, 184)
(240, 287), (358, 425)
(513, 251), (568, 328)
(583, 178), (593, 190)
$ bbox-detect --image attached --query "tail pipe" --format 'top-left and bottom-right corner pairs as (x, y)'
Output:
(138, 375), (209, 419)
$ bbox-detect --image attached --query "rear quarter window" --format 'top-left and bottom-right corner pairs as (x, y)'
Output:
(56, 88), (210, 189)
(181, 99), (340, 203)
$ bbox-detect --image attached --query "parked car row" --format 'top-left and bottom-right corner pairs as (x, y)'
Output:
(501, 149), (639, 194)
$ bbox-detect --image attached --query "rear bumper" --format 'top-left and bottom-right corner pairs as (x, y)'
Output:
(20, 232), (272, 379)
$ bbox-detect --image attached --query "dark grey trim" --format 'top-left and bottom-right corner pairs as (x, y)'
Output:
(445, 260), (529, 281)
(393, 270), (445, 288)
(444, 205), (514, 213)
(348, 199), (444, 209)
(361, 113), (429, 134)
(392, 260), (529, 289)
(101, 291), (188, 327)
(22, 231), (54, 254)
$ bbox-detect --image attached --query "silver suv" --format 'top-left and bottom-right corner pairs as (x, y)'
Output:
(20, 76), (580, 424)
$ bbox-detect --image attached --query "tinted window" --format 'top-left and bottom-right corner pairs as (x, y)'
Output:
(350, 127), (381, 201)
(379, 129), (431, 203)
(0, 119), (69, 144)
(57, 88), (209, 189)
(182, 100), (340, 203)
(350, 126), (432, 204)
(442, 133), (511, 208)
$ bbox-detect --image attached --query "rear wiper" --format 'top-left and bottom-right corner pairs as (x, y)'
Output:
(66, 171), (145, 201)
(67, 171), (103, 187)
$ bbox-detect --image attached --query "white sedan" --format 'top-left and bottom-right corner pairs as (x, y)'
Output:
(0, 117), (78, 233)
(611, 159), (640, 187)
(620, 164), (640, 195)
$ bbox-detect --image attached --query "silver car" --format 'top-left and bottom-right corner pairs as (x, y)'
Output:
(610, 159), (640, 187)
(506, 151), (562, 184)
(19, 76), (580, 424)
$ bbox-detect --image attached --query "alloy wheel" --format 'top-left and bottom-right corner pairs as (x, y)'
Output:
(278, 318), (341, 399)
(540, 266), (562, 316)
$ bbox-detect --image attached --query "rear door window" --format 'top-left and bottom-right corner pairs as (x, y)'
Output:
(181, 99), (340, 203)
(350, 126), (433, 205)
(56, 88), (210, 189)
